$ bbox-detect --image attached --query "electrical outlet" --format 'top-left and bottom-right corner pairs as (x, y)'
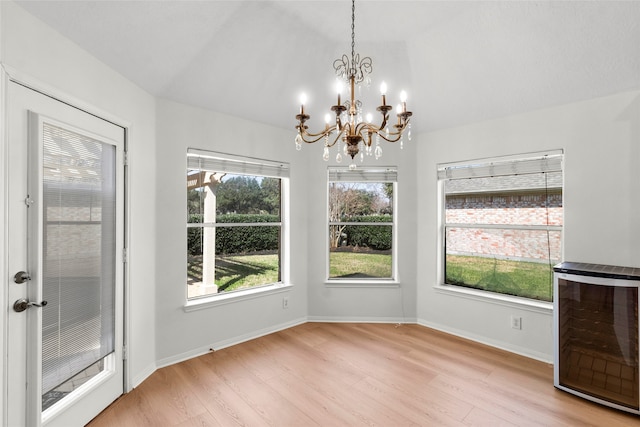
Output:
(511, 315), (522, 330)
(282, 296), (289, 309)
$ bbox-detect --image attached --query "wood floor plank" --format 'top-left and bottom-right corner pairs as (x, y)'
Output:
(256, 330), (366, 388)
(428, 374), (548, 427)
(173, 355), (267, 426)
(230, 374), (319, 427)
(351, 375), (469, 426)
(87, 323), (640, 426)
(463, 407), (517, 427)
(266, 371), (368, 426)
(173, 411), (224, 427)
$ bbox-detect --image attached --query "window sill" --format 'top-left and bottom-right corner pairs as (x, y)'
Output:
(325, 280), (400, 288)
(433, 284), (552, 314)
(183, 282), (293, 312)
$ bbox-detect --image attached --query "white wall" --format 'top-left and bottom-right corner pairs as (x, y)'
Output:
(305, 135), (419, 323)
(417, 90), (640, 361)
(0, 1), (157, 387)
(154, 99), (308, 365)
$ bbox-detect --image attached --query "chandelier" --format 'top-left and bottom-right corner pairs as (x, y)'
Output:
(295, 0), (413, 169)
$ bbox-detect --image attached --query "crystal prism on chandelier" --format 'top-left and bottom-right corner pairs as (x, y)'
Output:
(294, 0), (413, 170)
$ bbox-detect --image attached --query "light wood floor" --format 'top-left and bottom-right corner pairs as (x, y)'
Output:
(88, 323), (639, 426)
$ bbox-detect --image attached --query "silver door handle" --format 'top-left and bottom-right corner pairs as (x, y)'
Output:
(13, 298), (47, 313)
(14, 271), (31, 284)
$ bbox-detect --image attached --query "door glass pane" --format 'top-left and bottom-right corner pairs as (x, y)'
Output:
(41, 123), (116, 408)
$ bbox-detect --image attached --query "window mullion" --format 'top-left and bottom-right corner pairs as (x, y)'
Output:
(445, 223), (562, 231)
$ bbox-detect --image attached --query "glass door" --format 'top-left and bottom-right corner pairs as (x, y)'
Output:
(7, 81), (125, 426)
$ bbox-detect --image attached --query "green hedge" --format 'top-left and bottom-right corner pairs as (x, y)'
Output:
(187, 213), (391, 254)
(342, 215), (392, 250)
(188, 214), (280, 255)
(187, 214), (203, 255)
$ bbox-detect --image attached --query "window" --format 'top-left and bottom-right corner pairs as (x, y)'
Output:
(187, 149), (289, 300)
(438, 152), (563, 302)
(328, 167), (397, 281)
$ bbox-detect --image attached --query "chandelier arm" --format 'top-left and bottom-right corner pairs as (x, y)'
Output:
(297, 132), (331, 144)
(378, 115), (389, 132)
(374, 121), (411, 143)
(297, 125), (337, 143)
(375, 132), (402, 143)
(358, 124), (378, 147)
(355, 122), (375, 136)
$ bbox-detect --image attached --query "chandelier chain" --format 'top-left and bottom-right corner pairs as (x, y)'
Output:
(351, 0), (356, 77)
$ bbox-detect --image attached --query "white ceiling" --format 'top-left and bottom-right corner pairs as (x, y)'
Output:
(15, 1), (640, 133)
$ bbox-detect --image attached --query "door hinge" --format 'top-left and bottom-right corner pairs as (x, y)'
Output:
(122, 247), (128, 263)
(122, 345), (128, 361)
(124, 151), (129, 166)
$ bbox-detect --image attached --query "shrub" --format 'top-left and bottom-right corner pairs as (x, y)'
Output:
(188, 214), (280, 255)
(342, 215), (392, 250)
(187, 214), (203, 255)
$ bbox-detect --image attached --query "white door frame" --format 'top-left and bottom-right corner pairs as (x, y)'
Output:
(1, 65), (132, 425)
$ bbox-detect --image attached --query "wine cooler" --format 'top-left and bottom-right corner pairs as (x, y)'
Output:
(554, 262), (640, 414)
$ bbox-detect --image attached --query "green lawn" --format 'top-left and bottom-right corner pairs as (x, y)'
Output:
(188, 250), (393, 291)
(189, 252), (551, 299)
(329, 251), (392, 279)
(188, 253), (279, 293)
(445, 255), (553, 301)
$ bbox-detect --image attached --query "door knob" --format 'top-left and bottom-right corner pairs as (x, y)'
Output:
(13, 298), (47, 313)
(14, 271), (31, 284)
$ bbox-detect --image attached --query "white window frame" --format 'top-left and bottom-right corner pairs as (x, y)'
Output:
(326, 166), (399, 286)
(184, 149), (291, 311)
(436, 150), (563, 306)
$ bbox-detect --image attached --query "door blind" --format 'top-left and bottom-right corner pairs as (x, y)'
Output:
(40, 123), (116, 394)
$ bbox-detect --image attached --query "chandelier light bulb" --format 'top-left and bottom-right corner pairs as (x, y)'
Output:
(299, 93), (307, 114)
(366, 113), (373, 123)
(400, 90), (408, 113)
(380, 81), (388, 107)
(324, 114), (331, 125)
(395, 103), (402, 114)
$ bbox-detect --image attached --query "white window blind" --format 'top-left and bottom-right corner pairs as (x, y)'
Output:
(328, 167), (398, 182)
(188, 148), (289, 178)
(438, 152), (563, 180)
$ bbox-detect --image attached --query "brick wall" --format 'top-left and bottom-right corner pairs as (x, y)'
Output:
(45, 206), (103, 276)
(446, 191), (562, 262)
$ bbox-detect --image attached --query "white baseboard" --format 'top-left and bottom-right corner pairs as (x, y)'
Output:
(129, 362), (157, 390)
(154, 317), (308, 370)
(417, 319), (553, 364)
(307, 315), (418, 324)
